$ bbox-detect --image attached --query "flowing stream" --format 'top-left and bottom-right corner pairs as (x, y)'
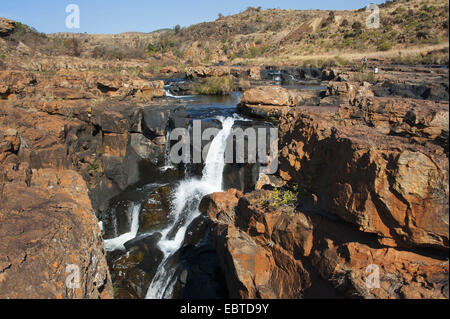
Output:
(101, 75), (325, 299)
(145, 117), (235, 299)
(102, 91), (263, 299)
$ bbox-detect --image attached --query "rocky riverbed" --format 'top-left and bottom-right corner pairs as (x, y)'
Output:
(0, 61), (448, 299)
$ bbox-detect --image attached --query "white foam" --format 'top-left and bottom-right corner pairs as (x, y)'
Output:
(104, 203), (141, 252)
(164, 87), (195, 99)
(145, 116), (235, 299)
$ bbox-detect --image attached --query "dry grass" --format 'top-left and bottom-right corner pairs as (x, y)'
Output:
(243, 42), (449, 66)
(1, 0), (448, 68)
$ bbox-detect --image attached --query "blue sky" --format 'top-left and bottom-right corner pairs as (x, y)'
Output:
(0, 0), (386, 34)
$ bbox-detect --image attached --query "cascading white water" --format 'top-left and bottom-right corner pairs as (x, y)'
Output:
(145, 116), (235, 299)
(164, 86), (194, 99)
(160, 130), (175, 172)
(104, 203), (141, 252)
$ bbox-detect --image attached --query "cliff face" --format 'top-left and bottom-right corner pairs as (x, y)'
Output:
(0, 168), (113, 298)
(0, 69), (176, 298)
(202, 83), (449, 299)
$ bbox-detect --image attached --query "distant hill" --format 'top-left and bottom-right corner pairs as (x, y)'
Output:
(0, 0), (448, 68)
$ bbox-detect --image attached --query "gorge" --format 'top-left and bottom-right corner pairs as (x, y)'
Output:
(0, 0), (449, 300)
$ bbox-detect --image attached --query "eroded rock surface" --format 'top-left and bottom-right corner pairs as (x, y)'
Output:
(0, 67), (180, 298)
(204, 83), (449, 299)
(0, 166), (113, 298)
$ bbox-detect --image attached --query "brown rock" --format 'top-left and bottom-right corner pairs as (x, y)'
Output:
(0, 18), (15, 36)
(203, 188), (449, 299)
(0, 169), (113, 299)
(160, 66), (179, 74)
(241, 86), (294, 106)
(278, 106), (449, 250)
(249, 66), (261, 80)
(0, 71), (37, 98)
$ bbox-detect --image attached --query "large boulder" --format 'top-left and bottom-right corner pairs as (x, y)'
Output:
(237, 86), (301, 119)
(0, 168), (113, 298)
(241, 86), (298, 107)
(279, 105), (449, 250)
(201, 187), (449, 299)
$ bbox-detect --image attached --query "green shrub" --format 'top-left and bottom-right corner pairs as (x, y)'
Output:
(193, 76), (235, 95)
(88, 163), (100, 171)
(352, 21), (363, 31)
(63, 38), (82, 57)
(259, 185), (299, 212)
(378, 41), (392, 51)
(248, 47), (259, 58)
(340, 19), (349, 27)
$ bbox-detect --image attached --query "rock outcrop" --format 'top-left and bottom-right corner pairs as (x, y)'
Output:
(237, 86), (300, 119)
(0, 70), (165, 101)
(0, 66), (183, 298)
(0, 18), (15, 37)
(0, 130), (113, 298)
(203, 87), (449, 299)
(201, 189), (449, 299)
(278, 104), (448, 250)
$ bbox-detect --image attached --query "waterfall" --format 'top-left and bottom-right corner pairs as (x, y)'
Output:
(164, 85), (194, 99)
(164, 86), (176, 98)
(145, 116), (235, 299)
(104, 203), (141, 252)
(160, 130), (175, 172)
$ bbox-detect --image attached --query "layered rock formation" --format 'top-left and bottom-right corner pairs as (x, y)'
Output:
(185, 65), (261, 80)
(0, 129), (113, 298)
(0, 67), (180, 298)
(204, 82), (449, 299)
(237, 86), (300, 119)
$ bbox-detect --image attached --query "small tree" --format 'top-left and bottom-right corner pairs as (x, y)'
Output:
(174, 25), (181, 34)
(63, 37), (81, 57)
(352, 21), (363, 31)
(146, 43), (158, 54)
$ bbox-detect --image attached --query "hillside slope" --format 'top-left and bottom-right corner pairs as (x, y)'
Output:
(0, 0), (448, 72)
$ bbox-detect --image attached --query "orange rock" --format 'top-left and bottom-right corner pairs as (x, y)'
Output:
(0, 169), (113, 298)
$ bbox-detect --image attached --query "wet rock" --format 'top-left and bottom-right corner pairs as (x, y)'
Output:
(223, 163), (260, 192)
(130, 133), (165, 163)
(372, 81), (449, 102)
(139, 185), (173, 234)
(109, 233), (163, 299)
(168, 81), (195, 96)
(179, 242), (228, 299)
